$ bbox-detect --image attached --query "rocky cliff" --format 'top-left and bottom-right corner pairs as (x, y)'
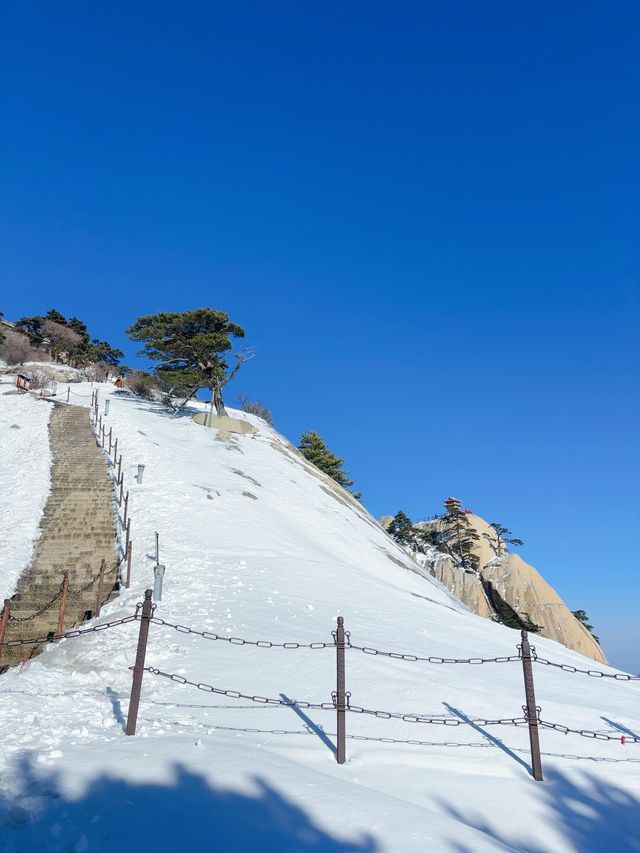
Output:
(380, 510), (607, 664)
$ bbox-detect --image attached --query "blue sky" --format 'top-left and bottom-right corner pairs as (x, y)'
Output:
(1, 2), (638, 671)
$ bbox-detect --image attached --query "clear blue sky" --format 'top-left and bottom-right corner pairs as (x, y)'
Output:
(1, 2), (638, 671)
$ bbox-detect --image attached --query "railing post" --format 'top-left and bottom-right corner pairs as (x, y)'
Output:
(0, 599), (10, 651)
(126, 589), (153, 736)
(117, 454), (122, 484)
(125, 518), (131, 554)
(55, 572), (69, 640)
(520, 630), (543, 781)
(95, 559), (106, 617)
(108, 427), (113, 454)
(114, 438), (118, 463)
(101, 424), (105, 449)
(124, 491), (129, 527)
(334, 616), (347, 764)
(126, 540), (132, 589)
(66, 386), (70, 402)
(155, 532), (159, 565)
(119, 475), (124, 507)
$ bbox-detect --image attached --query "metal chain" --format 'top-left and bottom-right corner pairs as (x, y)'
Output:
(8, 589), (62, 622)
(533, 655), (640, 681)
(143, 667), (527, 728)
(349, 641), (520, 665)
(0, 614), (138, 648)
(143, 667), (336, 709)
(346, 703), (526, 727)
(539, 719), (640, 743)
(148, 617), (334, 649)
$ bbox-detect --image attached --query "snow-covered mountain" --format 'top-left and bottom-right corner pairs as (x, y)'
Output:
(0, 380), (638, 851)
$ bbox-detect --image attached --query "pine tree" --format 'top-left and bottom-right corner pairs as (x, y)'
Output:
(298, 431), (361, 499)
(572, 609), (600, 644)
(440, 497), (480, 572)
(388, 510), (432, 552)
(482, 522), (524, 557)
(126, 308), (249, 417)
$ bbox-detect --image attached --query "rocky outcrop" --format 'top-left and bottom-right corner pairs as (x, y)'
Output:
(382, 509), (607, 664)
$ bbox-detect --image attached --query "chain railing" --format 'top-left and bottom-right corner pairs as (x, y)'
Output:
(0, 614), (138, 649)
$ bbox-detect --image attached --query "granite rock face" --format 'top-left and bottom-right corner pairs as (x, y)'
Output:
(382, 511), (607, 664)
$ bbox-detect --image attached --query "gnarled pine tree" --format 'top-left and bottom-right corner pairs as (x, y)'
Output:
(126, 308), (249, 418)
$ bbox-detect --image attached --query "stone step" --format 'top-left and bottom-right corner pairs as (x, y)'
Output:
(1, 403), (120, 672)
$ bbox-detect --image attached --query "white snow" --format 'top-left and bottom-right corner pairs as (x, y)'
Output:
(0, 380), (639, 852)
(0, 381), (52, 600)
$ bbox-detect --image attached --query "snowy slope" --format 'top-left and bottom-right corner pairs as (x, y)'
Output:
(0, 382), (52, 600)
(0, 382), (639, 852)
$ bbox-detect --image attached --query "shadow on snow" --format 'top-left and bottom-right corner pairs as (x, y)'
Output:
(0, 753), (377, 853)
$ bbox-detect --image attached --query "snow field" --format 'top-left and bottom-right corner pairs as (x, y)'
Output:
(0, 381), (638, 851)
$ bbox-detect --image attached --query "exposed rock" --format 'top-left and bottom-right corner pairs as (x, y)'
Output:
(381, 509), (607, 663)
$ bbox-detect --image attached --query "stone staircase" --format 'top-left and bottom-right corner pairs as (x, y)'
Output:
(0, 403), (119, 669)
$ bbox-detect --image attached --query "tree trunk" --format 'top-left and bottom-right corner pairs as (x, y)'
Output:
(212, 382), (228, 418)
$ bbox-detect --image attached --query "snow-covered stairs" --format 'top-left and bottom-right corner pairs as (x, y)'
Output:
(0, 403), (118, 669)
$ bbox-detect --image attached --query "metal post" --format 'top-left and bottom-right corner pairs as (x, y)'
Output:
(108, 427), (113, 454)
(124, 491), (129, 527)
(335, 616), (347, 764)
(153, 564), (165, 601)
(119, 476), (124, 506)
(66, 386), (70, 402)
(126, 540), (132, 589)
(101, 424), (105, 449)
(520, 630), (543, 781)
(0, 599), (10, 651)
(95, 559), (106, 617)
(125, 589), (153, 736)
(117, 454), (122, 483)
(125, 518), (131, 554)
(114, 438), (118, 463)
(155, 532), (159, 565)
(55, 573), (69, 640)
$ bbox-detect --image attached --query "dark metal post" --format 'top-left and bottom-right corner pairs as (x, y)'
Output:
(66, 386), (70, 402)
(0, 599), (10, 650)
(124, 491), (129, 527)
(125, 589), (153, 736)
(114, 438), (118, 463)
(101, 424), (105, 449)
(108, 427), (113, 454)
(155, 532), (159, 565)
(55, 572), (69, 640)
(117, 454), (122, 484)
(520, 630), (543, 781)
(95, 559), (106, 617)
(119, 476), (124, 506)
(335, 616), (347, 764)
(126, 540), (132, 588)
(125, 518), (131, 554)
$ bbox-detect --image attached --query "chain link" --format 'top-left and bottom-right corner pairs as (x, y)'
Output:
(539, 719), (640, 743)
(148, 617), (334, 649)
(0, 614), (138, 648)
(533, 655), (640, 681)
(8, 589), (62, 622)
(143, 667), (335, 709)
(349, 641), (520, 665)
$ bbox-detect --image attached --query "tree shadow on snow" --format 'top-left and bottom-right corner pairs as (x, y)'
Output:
(0, 753), (377, 852)
(437, 765), (640, 853)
